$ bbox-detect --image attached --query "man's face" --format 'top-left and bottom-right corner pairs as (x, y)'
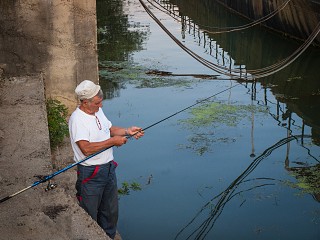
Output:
(83, 96), (103, 114)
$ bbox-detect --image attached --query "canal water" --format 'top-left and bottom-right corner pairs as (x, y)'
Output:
(97, 0), (320, 239)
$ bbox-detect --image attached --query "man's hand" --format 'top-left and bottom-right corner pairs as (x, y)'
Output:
(112, 136), (128, 146)
(128, 126), (144, 139)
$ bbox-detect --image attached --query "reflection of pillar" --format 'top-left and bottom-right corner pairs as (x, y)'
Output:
(222, 49), (225, 65)
(193, 22), (196, 36)
(250, 106), (255, 158)
(285, 112), (292, 168)
(276, 100), (280, 120)
(301, 120), (305, 145)
(181, 15), (186, 39)
(251, 81), (256, 100)
(250, 82), (256, 158)
(228, 81), (232, 104)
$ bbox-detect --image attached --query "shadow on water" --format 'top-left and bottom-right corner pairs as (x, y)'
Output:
(97, 0), (320, 239)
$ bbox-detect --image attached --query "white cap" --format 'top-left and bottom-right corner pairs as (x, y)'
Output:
(75, 80), (101, 100)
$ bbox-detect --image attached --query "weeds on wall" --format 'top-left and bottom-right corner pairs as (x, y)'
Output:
(46, 99), (69, 150)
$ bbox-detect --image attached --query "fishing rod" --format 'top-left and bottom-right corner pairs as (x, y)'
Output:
(0, 82), (242, 204)
(0, 147), (111, 203)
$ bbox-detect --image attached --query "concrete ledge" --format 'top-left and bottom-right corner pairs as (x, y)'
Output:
(0, 75), (110, 240)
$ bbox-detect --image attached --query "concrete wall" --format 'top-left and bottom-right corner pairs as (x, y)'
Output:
(0, 0), (99, 111)
(0, 2), (113, 239)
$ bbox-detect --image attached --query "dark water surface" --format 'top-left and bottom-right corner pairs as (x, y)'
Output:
(97, 0), (320, 239)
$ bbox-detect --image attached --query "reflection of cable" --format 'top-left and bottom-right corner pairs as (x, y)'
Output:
(247, 21), (320, 78)
(175, 135), (311, 240)
(151, 0), (292, 34)
(205, 0), (291, 34)
(139, 0), (251, 79)
(139, 0), (320, 80)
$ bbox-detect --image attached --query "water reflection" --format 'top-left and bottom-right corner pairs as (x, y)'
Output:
(97, 0), (320, 239)
(157, 0), (320, 143)
(97, 0), (150, 62)
(175, 135), (314, 239)
(285, 163), (320, 202)
(97, 0), (319, 186)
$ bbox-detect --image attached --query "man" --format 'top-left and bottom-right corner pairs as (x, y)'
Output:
(69, 80), (144, 239)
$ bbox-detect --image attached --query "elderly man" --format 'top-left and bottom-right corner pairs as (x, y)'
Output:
(69, 80), (144, 239)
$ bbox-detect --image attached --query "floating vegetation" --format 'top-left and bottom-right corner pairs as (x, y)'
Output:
(178, 102), (268, 155)
(286, 164), (320, 196)
(188, 133), (214, 155)
(99, 61), (142, 81)
(146, 70), (219, 79)
(118, 181), (142, 196)
(182, 102), (268, 128)
(99, 60), (192, 88)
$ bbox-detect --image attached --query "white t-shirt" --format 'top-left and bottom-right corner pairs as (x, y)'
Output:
(69, 107), (113, 166)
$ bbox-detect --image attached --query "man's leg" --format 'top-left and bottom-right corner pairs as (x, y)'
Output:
(76, 165), (103, 221)
(97, 163), (119, 239)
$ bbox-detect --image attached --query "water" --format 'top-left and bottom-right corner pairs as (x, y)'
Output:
(97, 0), (320, 239)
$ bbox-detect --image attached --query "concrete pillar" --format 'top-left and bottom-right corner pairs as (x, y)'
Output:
(45, 0), (99, 111)
(0, 0), (99, 112)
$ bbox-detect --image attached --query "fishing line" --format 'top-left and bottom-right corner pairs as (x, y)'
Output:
(141, 82), (242, 133)
(0, 82), (242, 204)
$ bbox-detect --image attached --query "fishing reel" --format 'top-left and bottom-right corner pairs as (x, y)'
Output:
(45, 182), (57, 192)
(34, 175), (58, 192)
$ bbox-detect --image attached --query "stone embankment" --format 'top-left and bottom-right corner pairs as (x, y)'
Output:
(0, 0), (114, 239)
(0, 74), (111, 240)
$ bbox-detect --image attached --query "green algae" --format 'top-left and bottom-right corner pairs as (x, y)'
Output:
(286, 164), (320, 195)
(118, 181), (142, 196)
(178, 102), (268, 155)
(182, 102), (268, 128)
(99, 60), (192, 88)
